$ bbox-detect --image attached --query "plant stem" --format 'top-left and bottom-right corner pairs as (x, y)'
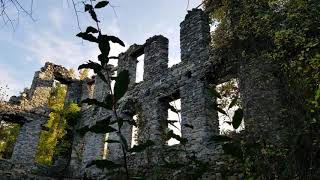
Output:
(106, 69), (130, 179)
(89, 1), (129, 177)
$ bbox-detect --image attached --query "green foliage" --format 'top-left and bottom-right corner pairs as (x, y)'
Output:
(63, 103), (81, 127)
(76, 1), (135, 178)
(0, 122), (20, 159)
(35, 83), (81, 165)
(165, 130), (188, 145)
(79, 68), (90, 80)
(232, 108), (243, 129)
(206, 0), (320, 178)
(36, 84), (67, 165)
(95, 1), (109, 9)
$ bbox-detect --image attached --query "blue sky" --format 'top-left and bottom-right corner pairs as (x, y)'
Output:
(0, 0), (202, 97)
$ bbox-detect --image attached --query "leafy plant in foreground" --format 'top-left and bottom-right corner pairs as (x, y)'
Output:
(76, 1), (154, 179)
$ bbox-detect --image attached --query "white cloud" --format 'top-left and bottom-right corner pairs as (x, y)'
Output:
(48, 8), (64, 30)
(20, 27), (126, 71)
(3, 19), (126, 96)
(101, 18), (121, 37)
(0, 64), (25, 99)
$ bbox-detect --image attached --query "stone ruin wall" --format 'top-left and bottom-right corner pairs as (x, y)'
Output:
(0, 9), (289, 179)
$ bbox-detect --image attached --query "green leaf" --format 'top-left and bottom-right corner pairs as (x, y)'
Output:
(114, 70), (130, 102)
(98, 34), (111, 56)
(214, 105), (227, 115)
(76, 32), (98, 43)
(228, 96), (238, 109)
(109, 56), (119, 59)
(168, 105), (180, 113)
(98, 54), (109, 66)
(166, 130), (188, 145)
(84, 4), (93, 12)
(167, 120), (178, 123)
(89, 9), (99, 22)
(107, 35), (125, 47)
(128, 140), (155, 153)
(89, 117), (116, 134)
(232, 108), (243, 129)
(166, 120), (179, 129)
(183, 123), (194, 129)
(86, 159), (121, 169)
(95, 1), (109, 8)
(86, 26), (99, 34)
(78, 61), (101, 72)
(208, 87), (222, 99)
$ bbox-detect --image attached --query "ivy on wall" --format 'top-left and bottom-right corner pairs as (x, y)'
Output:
(205, 0), (320, 178)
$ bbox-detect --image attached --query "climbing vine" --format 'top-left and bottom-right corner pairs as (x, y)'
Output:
(35, 83), (68, 165)
(35, 83), (81, 165)
(204, 0), (320, 178)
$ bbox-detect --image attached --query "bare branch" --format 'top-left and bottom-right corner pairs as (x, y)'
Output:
(71, 0), (82, 31)
(196, 2), (205, 9)
(0, 0), (34, 29)
(109, 3), (119, 18)
(12, 0), (35, 21)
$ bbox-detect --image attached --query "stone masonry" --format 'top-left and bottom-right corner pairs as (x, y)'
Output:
(0, 9), (292, 179)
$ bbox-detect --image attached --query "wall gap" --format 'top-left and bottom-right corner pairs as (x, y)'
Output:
(131, 115), (139, 148)
(0, 121), (21, 160)
(35, 82), (68, 165)
(167, 98), (181, 146)
(215, 78), (244, 134)
(135, 55), (144, 83)
(103, 133), (109, 159)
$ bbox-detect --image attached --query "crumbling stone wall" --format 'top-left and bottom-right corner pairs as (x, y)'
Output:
(0, 8), (292, 180)
(0, 62), (77, 172)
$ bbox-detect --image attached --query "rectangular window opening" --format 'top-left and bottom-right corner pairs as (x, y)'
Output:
(167, 98), (181, 146)
(131, 115), (139, 148)
(215, 78), (244, 135)
(35, 83), (68, 165)
(0, 121), (21, 160)
(103, 133), (109, 159)
(135, 55), (144, 83)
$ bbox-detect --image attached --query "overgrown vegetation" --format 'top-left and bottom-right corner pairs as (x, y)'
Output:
(0, 84), (20, 160)
(36, 83), (81, 165)
(0, 121), (20, 159)
(35, 83), (67, 164)
(205, 0), (320, 178)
